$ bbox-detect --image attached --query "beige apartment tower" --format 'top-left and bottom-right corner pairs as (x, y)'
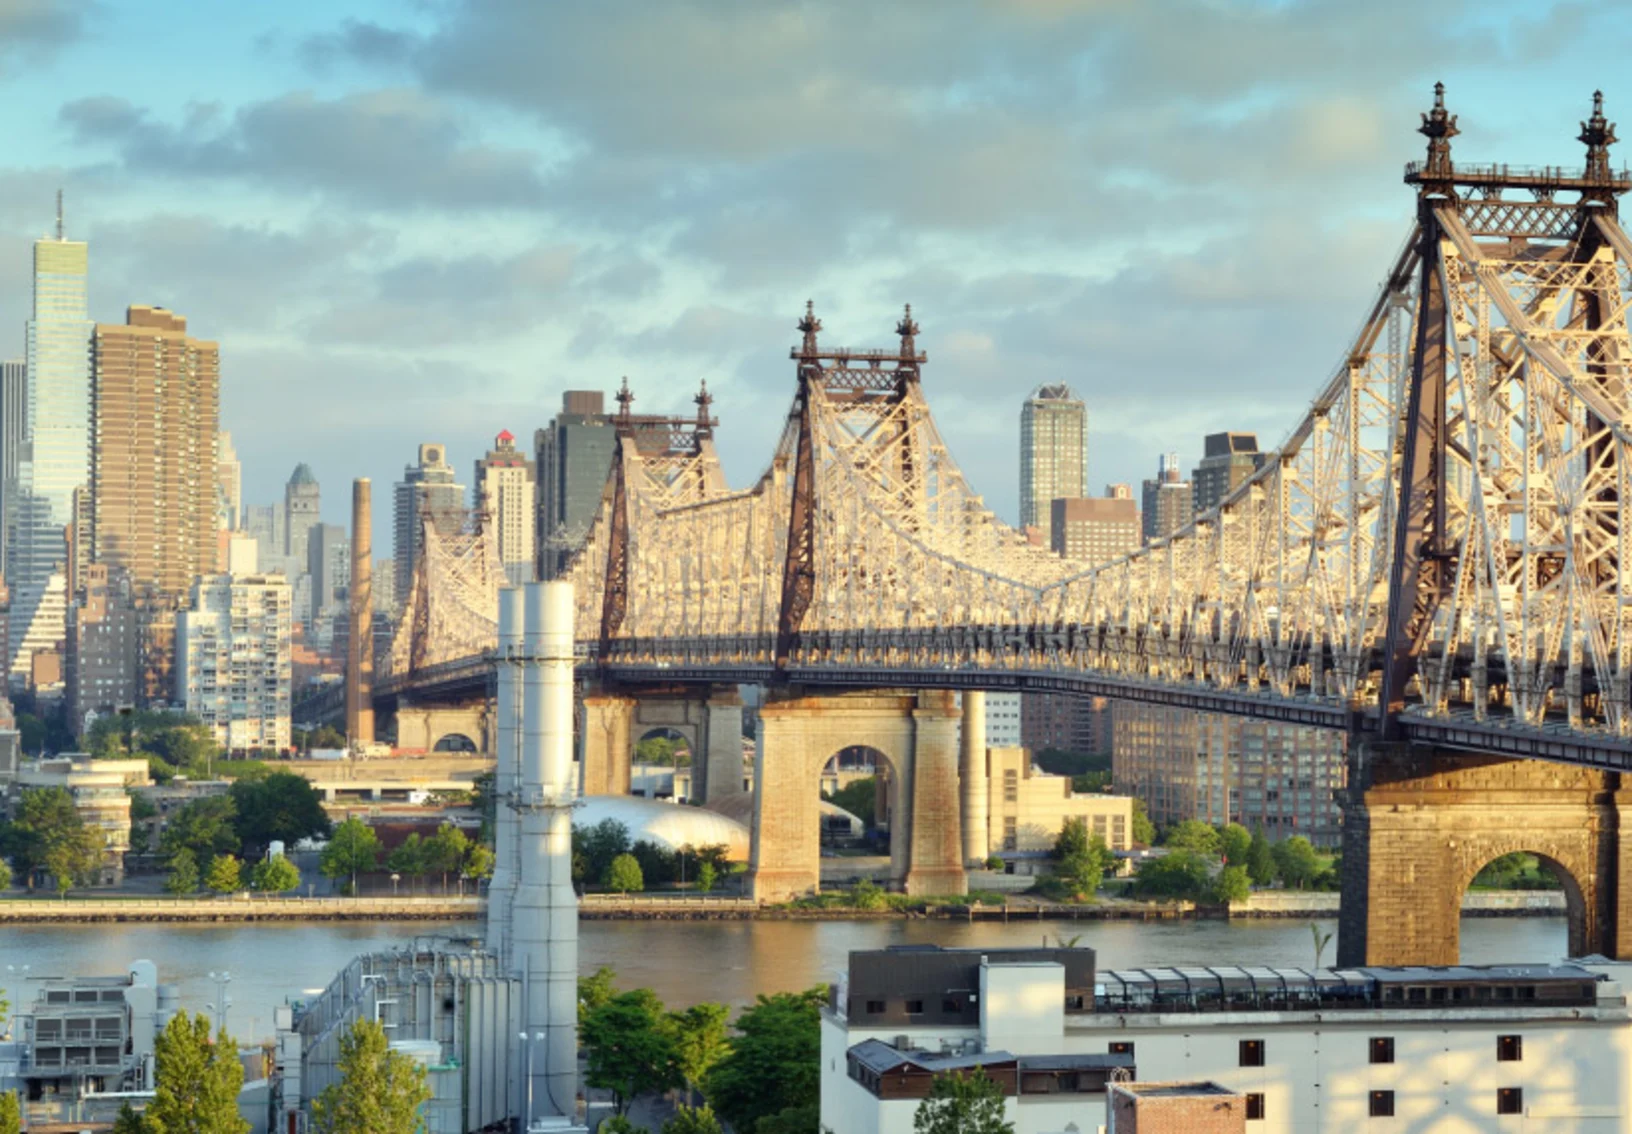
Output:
(1019, 384), (1087, 544)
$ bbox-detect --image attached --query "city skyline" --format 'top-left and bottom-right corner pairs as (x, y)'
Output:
(0, 2), (1627, 545)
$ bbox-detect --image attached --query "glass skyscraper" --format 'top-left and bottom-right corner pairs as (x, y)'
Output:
(1019, 383), (1087, 545)
(9, 228), (93, 678)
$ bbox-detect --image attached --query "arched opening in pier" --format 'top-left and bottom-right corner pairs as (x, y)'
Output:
(819, 745), (892, 866)
(432, 732), (477, 753)
(634, 726), (691, 768)
(1458, 850), (1578, 963)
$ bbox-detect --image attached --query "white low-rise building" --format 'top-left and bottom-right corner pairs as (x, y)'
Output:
(821, 944), (1632, 1134)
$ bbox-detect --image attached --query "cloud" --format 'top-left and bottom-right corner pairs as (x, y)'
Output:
(59, 88), (548, 210)
(0, 0), (90, 69)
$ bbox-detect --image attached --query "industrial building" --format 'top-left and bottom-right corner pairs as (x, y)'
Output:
(822, 944), (1632, 1134)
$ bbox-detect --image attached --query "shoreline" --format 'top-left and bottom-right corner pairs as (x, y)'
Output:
(0, 891), (1566, 925)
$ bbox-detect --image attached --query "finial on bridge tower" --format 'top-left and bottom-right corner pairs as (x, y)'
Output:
(1580, 90), (1618, 183)
(694, 379), (713, 433)
(1418, 81), (1459, 182)
(895, 303), (919, 359)
(615, 376), (634, 423)
(797, 300), (822, 357)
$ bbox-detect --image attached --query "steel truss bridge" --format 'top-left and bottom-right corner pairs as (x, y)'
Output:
(378, 88), (1632, 772)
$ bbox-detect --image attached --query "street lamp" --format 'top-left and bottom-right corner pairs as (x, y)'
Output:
(390, 873), (400, 896)
(518, 1030), (544, 1124)
(207, 971), (232, 1034)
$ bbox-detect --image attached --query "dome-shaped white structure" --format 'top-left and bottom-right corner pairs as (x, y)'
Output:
(575, 795), (750, 859)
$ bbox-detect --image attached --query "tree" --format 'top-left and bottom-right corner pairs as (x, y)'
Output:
(164, 849), (200, 895)
(160, 796), (240, 863)
(823, 776), (876, 829)
(1211, 864), (1252, 903)
(662, 1106), (722, 1134)
(579, 966), (618, 1027)
(1133, 850), (1211, 898)
(1218, 822), (1252, 866)
(755, 1105), (819, 1134)
(462, 844), (494, 884)
(695, 861), (718, 893)
(205, 855), (243, 894)
(0, 1089), (20, 1134)
(308, 725), (346, 750)
(1162, 819), (1221, 857)
(2, 786), (104, 892)
(597, 1119), (640, 1134)
(1130, 799), (1156, 846)
(582, 989), (678, 1114)
(1053, 832), (1110, 901)
(250, 855), (301, 894)
(1245, 827), (1275, 886)
(1311, 922), (1334, 968)
(577, 819), (632, 884)
(320, 817), (380, 894)
(1052, 817), (1091, 861)
(385, 835), (426, 892)
(311, 1017), (431, 1134)
(0, 857), (11, 893)
(109, 1100), (147, 1134)
(229, 773), (330, 856)
(668, 1002), (730, 1105)
(1272, 836), (1322, 891)
(632, 839), (679, 887)
(606, 853), (644, 894)
(146, 1012), (248, 1134)
(913, 1068), (1013, 1134)
(706, 988), (824, 1133)
(422, 823), (470, 891)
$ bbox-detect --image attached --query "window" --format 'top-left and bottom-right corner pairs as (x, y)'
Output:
(1497, 1034), (1522, 1062)
(1245, 1093), (1265, 1121)
(942, 999), (960, 1014)
(905, 999), (924, 1015)
(1109, 1041), (1134, 1057)
(1239, 1039), (1265, 1067)
(1497, 1088), (1522, 1115)
(864, 1000), (884, 1014)
(1369, 1037), (1395, 1064)
(1369, 1091), (1394, 1118)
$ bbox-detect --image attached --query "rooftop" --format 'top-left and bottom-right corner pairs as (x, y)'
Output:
(1117, 1081), (1238, 1098)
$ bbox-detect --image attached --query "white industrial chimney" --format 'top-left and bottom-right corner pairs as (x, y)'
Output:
(485, 587), (524, 961)
(508, 581), (584, 1132)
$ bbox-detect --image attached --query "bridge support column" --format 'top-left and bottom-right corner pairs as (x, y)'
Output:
(580, 694), (634, 796)
(960, 691), (989, 866)
(1337, 741), (1632, 967)
(747, 689), (965, 903)
(699, 691), (744, 802)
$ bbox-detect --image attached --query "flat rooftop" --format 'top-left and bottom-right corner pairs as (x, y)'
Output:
(1118, 1081), (1239, 1098)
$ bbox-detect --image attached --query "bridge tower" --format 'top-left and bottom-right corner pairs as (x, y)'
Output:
(1340, 87), (1632, 965)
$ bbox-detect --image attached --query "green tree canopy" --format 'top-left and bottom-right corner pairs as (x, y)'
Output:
(575, 819), (632, 884)
(421, 823), (470, 890)
(1245, 827), (1275, 885)
(1134, 849), (1212, 899)
(462, 844), (494, 882)
(823, 776), (876, 829)
(1218, 822), (1252, 866)
(0, 857), (11, 892)
(2, 786), (104, 892)
(661, 1106), (722, 1134)
(705, 988), (824, 1133)
(1272, 836), (1323, 891)
(205, 855), (243, 894)
(668, 1002), (730, 1104)
(1052, 817), (1091, 861)
(1162, 819), (1221, 857)
(583, 988), (678, 1114)
(753, 1105), (820, 1134)
(695, 861), (718, 893)
(164, 849), (200, 895)
(160, 796), (240, 863)
(320, 817), (380, 893)
(0, 1088), (20, 1134)
(311, 1018), (431, 1134)
(146, 1012), (248, 1134)
(1130, 799), (1156, 846)
(579, 967), (619, 1027)
(250, 855), (301, 894)
(385, 835), (426, 889)
(606, 853), (644, 894)
(229, 773), (330, 855)
(109, 1100), (146, 1134)
(913, 1069), (1013, 1134)
(1211, 864), (1252, 903)
(1052, 831), (1111, 901)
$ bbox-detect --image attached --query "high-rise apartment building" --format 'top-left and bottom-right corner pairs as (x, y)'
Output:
(176, 572), (291, 753)
(9, 210), (93, 680)
(1140, 453), (1194, 543)
(1050, 496), (1140, 563)
(306, 522), (349, 630)
(474, 430), (536, 585)
(393, 443), (465, 601)
(373, 558), (396, 613)
(1192, 431), (1263, 515)
(244, 504), (282, 573)
(283, 464), (320, 567)
(65, 563), (139, 731)
(984, 692), (1023, 748)
(217, 430), (241, 531)
(535, 391), (619, 579)
(1113, 704), (1346, 846)
(1022, 693), (1113, 757)
(0, 358), (24, 570)
(89, 306), (220, 604)
(1019, 384), (1087, 545)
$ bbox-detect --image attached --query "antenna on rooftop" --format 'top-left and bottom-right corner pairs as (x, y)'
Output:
(55, 189), (63, 241)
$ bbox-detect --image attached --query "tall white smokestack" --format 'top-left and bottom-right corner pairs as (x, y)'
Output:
(510, 581), (581, 1131)
(485, 587), (524, 960)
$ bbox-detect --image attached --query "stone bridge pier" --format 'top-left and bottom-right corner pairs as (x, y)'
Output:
(1338, 741), (1632, 967)
(578, 685), (745, 801)
(747, 688), (965, 902)
(389, 699), (491, 754)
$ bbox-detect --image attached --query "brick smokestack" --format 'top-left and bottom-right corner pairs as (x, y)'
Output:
(346, 478), (374, 745)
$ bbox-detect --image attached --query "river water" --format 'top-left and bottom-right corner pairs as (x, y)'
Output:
(0, 916), (1565, 1040)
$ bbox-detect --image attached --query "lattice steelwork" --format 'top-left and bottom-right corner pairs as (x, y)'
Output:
(386, 509), (505, 677)
(403, 90), (1632, 758)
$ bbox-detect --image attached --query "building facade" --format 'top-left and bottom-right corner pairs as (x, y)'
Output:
(1019, 384), (1087, 545)
(393, 443), (465, 602)
(986, 747), (1132, 854)
(1022, 692), (1112, 758)
(66, 563), (139, 730)
(534, 391), (618, 579)
(216, 429), (241, 532)
(0, 358), (24, 571)
(283, 463), (320, 568)
(306, 523), (349, 633)
(823, 946), (1632, 1134)
(9, 222), (94, 681)
(474, 430), (536, 585)
(984, 692), (1022, 748)
(1140, 453), (1193, 544)
(1192, 432), (1263, 515)
(176, 573), (292, 753)
(11, 756), (149, 885)
(1112, 705), (1346, 845)
(1050, 496), (1140, 563)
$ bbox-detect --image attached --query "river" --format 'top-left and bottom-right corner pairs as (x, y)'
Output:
(0, 916), (1566, 1040)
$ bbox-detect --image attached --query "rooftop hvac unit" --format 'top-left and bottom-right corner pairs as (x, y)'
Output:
(894, 1035), (912, 1051)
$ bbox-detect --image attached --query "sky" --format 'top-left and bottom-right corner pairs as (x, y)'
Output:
(2, 0), (1631, 550)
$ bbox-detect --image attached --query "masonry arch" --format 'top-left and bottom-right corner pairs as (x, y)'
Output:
(432, 732), (478, 753)
(634, 726), (692, 767)
(1456, 846), (1581, 962)
(817, 743), (901, 882)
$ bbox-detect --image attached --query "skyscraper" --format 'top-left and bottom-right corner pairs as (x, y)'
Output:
(1192, 431), (1264, 515)
(306, 522), (349, 631)
(9, 204), (93, 680)
(1141, 453), (1194, 543)
(475, 429), (537, 585)
(217, 430), (241, 531)
(244, 504), (282, 573)
(1019, 384), (1087, 545)
(393, 443), (465, 601)
(0, 358), (24, 570)
(1050, 496), (1140, 563)
(176, 572), (291, 752)
(534, 391), (618, 579)
(284, 463), (320, 566)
